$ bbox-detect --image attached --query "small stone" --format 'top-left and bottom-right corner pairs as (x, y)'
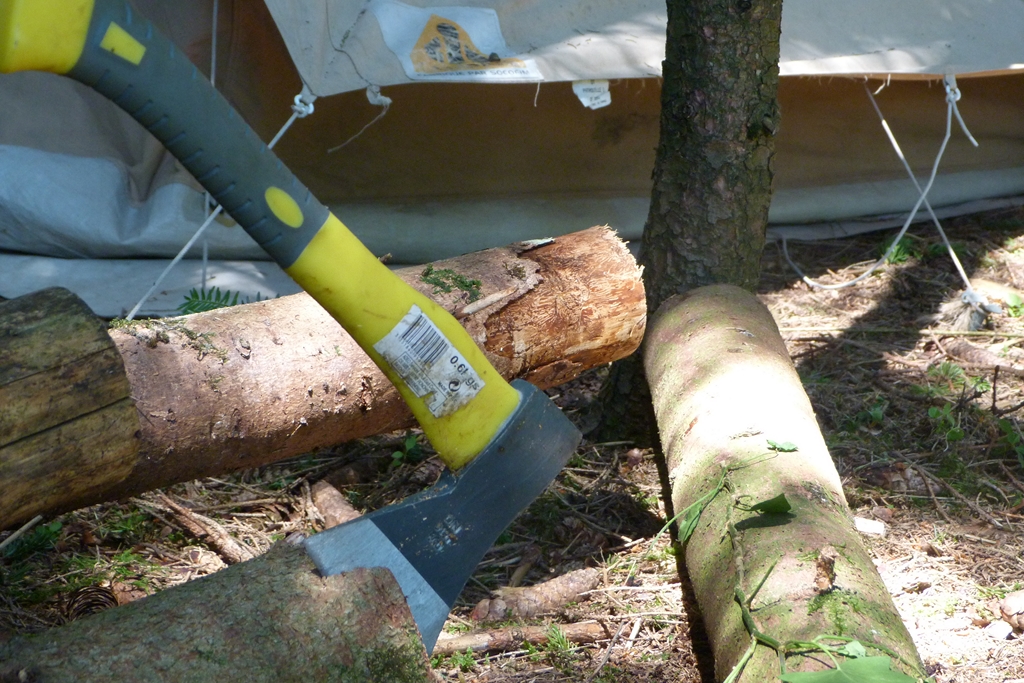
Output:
(854, 516), (886, 537)
(985, 620), (1014, 640)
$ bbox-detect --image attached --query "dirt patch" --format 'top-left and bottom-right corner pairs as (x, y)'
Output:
(4, 207), (1024, 681)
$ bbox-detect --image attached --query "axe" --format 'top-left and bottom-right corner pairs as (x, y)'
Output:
(0, 0), (581, 651)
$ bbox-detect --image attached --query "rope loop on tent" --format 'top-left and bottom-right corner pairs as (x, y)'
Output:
(327, 85), (392, 153)
(781, 75), (985, 316)
(944, 74), (978, 147)
(291, 88), (317, 118)
(268, 85), (318, 149)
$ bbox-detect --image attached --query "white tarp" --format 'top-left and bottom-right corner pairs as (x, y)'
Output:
(265, 0), (1024, 98)
(263, 0), (666, 96)
(779, 1), (1024, 78)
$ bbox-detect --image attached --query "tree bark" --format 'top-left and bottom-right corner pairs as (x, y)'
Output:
(597, 0), (782, 443)
(641, 0), (780, 309)
(645, 286), (923, 681)
(0, 543), (438, 683)
(1, 226), (644, 528)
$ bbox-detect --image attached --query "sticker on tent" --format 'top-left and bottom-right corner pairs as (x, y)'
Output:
(370, 0), (542, 82)
(572, 80), (612, 110)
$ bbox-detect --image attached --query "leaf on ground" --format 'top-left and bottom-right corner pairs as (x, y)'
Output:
(749, 494), (792, 514)
(767, 440), (798, 452)
(779, 657), (917, 683)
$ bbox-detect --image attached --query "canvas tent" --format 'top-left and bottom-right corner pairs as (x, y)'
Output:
(1, 0), (1023, 316)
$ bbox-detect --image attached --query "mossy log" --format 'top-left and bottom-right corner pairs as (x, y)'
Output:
(0, 543), (438, 683)
(1, 226), (644, 528)
(644, 285), (922, 681)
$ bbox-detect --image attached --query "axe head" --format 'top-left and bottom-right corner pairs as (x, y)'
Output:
(303, 379), (581, 651)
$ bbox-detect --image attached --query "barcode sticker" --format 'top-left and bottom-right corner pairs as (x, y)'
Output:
(373, 305), (484, 417)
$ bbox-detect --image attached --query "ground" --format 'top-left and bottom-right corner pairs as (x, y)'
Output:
(4, 208), (1024, 681)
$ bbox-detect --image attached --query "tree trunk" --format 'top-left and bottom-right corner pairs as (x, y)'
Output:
(0, 543), (438, 683)
(645, 285), (923, 682)
(641, 0), (780, 308)
(597, 0), (782, 442)
(1, 226), (645, 529)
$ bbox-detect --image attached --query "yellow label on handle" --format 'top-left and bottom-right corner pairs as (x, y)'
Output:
(99, 21), (145, 65)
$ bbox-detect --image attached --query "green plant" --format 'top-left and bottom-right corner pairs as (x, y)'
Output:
(927, 403), (965, 442)
(545, 624), (571, 653)
(996, 418), (1024, 469)
(1004, 292), (1024, 317)
(420, 265), (482, 301)
(881, 235), (921, 264)
(431, 648), (476, 672)
(391, 432), (425, 468)
(928, 361), (965, 385)
(176, 287), (264, 315)
(96, 510), (151, 544)
(852, 399), (887, 430)
(1, 521), (63, 562)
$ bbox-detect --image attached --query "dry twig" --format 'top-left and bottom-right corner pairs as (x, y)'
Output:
(906, 463), (1005, 530)
(151, 494), (256, 564)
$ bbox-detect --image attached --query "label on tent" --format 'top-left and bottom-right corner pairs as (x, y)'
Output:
(370, 0), (542, 82)
(572, 80), (612, 109)
(374, 305), (484, 417)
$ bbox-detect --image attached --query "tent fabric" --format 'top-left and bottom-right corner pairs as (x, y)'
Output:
(4, 72), (1021, 262)
(265, 0), (1024, 98)
(779, 1), (1024, 78)
(2, 0), (1024, 316)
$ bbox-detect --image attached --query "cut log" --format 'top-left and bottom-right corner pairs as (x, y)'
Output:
(1, 226), (644, 528)
(0, 289), (139, 528)
(644, 285), (922, 681)
(0, 542), (439, 683)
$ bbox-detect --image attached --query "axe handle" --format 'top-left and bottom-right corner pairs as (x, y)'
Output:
(0, 0), (520, 468)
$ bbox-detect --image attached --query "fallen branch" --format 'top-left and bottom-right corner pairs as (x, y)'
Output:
(470, 568), (601, 622)
(433, 620), (612, 656)
(310, 480), (361, 528)
(902, 460), (1005, 530)
(150, 493), (256, 564)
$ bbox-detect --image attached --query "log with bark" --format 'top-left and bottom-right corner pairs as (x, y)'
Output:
(644, 285), (923, 681)
(0, 289), (139, 527)
(1, 226), (645, 529)
(0, 542), (438, 683)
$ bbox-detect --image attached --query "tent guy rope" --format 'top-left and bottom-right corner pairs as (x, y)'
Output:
(125, 85), (318, 320)
(781, 75), (991, 317)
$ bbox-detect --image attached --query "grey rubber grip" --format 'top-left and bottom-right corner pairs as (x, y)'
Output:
(67, 0), (328, 268)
